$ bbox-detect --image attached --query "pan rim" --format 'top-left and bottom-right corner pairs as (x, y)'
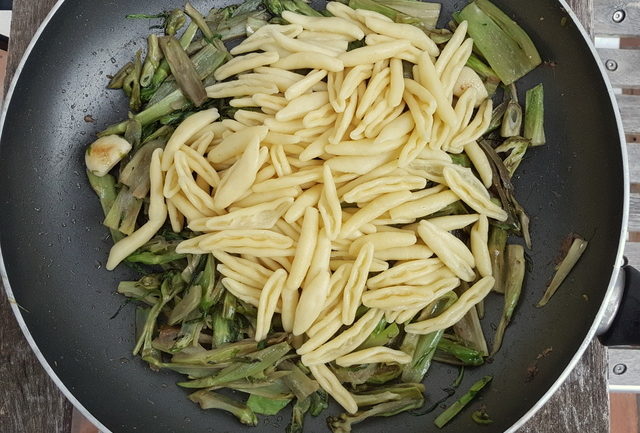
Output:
(0, 1), (629, 432)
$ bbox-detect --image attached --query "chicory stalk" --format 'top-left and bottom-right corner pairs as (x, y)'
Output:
(492, 244), (525, 354)
(524, 83), (546, 146)
(352, 383), (425, 407)
(171, 319), (205, 352)
(537, 236), (589, 307)
(328, 395), (425, 433)
(103, 185), (143, 236)
(501, 85), (522, 137)
(189, 390), (258, 426)
(123, 51), (143, 111)
(453, 301), (488, 356)
(495, 136), (530, 177)
(280, 360), (320, 401)
(247, 394), (292, 415)
(358, 319), (400, 350)
(165, 9), (187, 36)
(435, 336), (485, 366)
(119, 138), (166, 198)
(108, 62), (134, 89)
(169, 285), (203, 325)
(488, 225), (508, 293)
(287, 397), (311, 433)
(171, 339), (259, 364)
(140, 34), (163, 88)
(434, 376), (493, 428)
(158, 36), (207, 107)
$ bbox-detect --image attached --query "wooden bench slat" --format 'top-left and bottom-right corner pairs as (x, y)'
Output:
(594, 0), (640, 37)
(597, 48), (640, 89)
(624, 241), (640, 268)
(618, 95), (640, 135)
(629, 193), (640, 231)
(628, 143), (640, 184)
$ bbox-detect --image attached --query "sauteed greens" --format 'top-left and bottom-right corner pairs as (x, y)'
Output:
(85, 0), (585, 431)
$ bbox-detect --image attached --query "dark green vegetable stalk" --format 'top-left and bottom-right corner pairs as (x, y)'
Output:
(495, 136), (530, 177)
(158, 36), (208, 107)
(358, 319), (400, 350)
(472, 408), (494, 424)
(169, 285), (203, 325)
(280, 360), (320, 401)
(454, 0), (541, 85)
(86, 171), (124, 242)
(435, 335), (485, 366)
(501, 85), (522, 137)
(189, 390), (258, 426)
(185, 2), (216, 41)
(247, 394), (292, 415)
(103, 185), (143, 236)
(212, 302), (239, 346)
(492, 244), (525, 354)
(123, 51), (143, 111)
(165, 9), (187, 36)
(327, 393), (424, 433)
(108, 62), (134, 89)
(150, 22), (199, 91)
(453, 301), (488, 356)
(171, 339), (259, 365)
(119, 138), (166, 198)
(125, 236), (186, 265)
(287, 397), (311, 433)
(537, 236), (589, 307)
(352, 383), (424, 407)
(487, 100), (508, 133)
(434, 376), (493, 428)
(178, 341), (292, 388)
(117, 278), (160, 305)
(199, 255), (223, 312)
(171, 319), (205, 352)
(365, 364), (402, 385)
(265, 0), (324, 17)
(488, 225), (508, 294)
(140, 34), (163, 88)
(348, 0), (440, 30)
(400, 292), (458, 383)
(524, 83), (546, 146)
(310, 389), (329, 416)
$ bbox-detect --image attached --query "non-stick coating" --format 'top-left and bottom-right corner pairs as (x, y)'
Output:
(0, 1), (624, 432)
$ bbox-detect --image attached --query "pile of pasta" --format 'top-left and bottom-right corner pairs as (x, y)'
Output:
(105, 2), (508, 414)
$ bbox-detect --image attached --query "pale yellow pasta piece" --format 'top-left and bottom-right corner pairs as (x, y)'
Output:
(325, 137), (405, 157)
(233, 186), (300, 208)
(276, 91), (330, 121)
(454, 67), (488, 106)
(190, 229), (294, 257)
(464, 141), (492, 188)
(449, 99), (493, 153)
(206, 81), (279, 98)
(274, 218), (300, 243)
(340, 190), (412, 238)
(286, 206), (319, 290)
(264, 131), (302, 147)
(389, 190), (459, 220)
(214, 51), (279, 81)
(234, 110), (270, 127)
(328, 70), (345, 112)
(441, 38), (474, 98)
(471, 215), (492, 278)
(253, 93), (287, 113)
(252, 166), (322, 193)
(418, 148), (452, 162)
(167, 199), (184, 232)
(366, 258), (442, 289)
(363, 16), (439, 56)
(417, 220), (475, 282)
(280, 288), (299, 333)
(221, 278), (280, 310)
(318, 165), (342, 241)
(282, 11), (364, 40)
(295, 125), (327, 139)
(284, 184), (323, 223)
(348, 232), (416, 258)
(107, 149), (166, 270)
(435, 21), (468, 76)
(342, 242), (374, 325)
(374, 111), (414, 145)
(230, 24), (303, 54)
(403, 78), (437, 113)
(213, 141), (261, 210)
(270, 144), (292, 177)
(255, 269), (287, 341)
(374, 245), (433, 261)
(388, 58), (405, 107)
(355, 68), (389, 120)
(285, 69), (328, 101)
(405, 158), (452, 184)
(213, 250), (272, 284)
(336, 346), (412, 367)
(168, 191), (207, 222)
(303, 106), (337, 129)
(406, 276), (494, 334)
(218, 264), (267, 289)
(330, 92), (358, 145)
(259, 257), (285, 272)
(180, 145), (220, 187)
(298, 30), (353, 41)
(230, 97), (257, 108)
(208, 125), (268, 165)
(425, 214), (480, 231)
(365, 100), (406, 138)
(293, 270), (330, 335)
(343, 174), (425, 204)
(323, 263), (352, 310)
(307, 307), (342, 339)
(272, 52), (344, 72)
(325, 1), (370, 34)
(351, 98), (389, 139)
(301, 308), (383, 365)
(161, 109), (219, 170)
(340, 40), (411, 68)
(338, 64), (373, 102)
(362, 278), (459, 310)
(174, 152), (217, 212)
(297, 316), (343, 355)
(326, 152), (397, 176)
(399, 127), (432, 168)
(309, 364), (358, 414)
(442, 166), (508, 221)
(336, 162), (399, 198)
(272, 30), (341, 57)
(263, 118), (305, 134)
(417, 52), (457, 127)
(189, 197), (293, 231)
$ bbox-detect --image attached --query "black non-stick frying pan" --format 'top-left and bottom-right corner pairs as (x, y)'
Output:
(0, 0), (633, 432)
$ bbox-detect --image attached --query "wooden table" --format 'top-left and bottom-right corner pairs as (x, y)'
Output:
(0, 0), (618, 432)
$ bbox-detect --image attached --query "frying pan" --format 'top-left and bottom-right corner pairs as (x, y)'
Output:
(0, 0), (634, 432)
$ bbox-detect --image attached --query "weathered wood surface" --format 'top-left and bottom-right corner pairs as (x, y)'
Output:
(594, 0), (640, 37)
(599, 48), (640, 89)
(0, 1), (614, 433)
(618, 95), (640, 135)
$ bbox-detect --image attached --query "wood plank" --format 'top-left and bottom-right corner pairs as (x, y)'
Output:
(610, 393), (640, 433)
(567, 0), (594, 37)
(618, 95), (640, 135)
(630, 193), (640, 232)
(1, 1), (73, 433)
(627, 143), (640, 184)
(598, 48), (640, 89)
(624, 242), (640, 268)
(517, 340), (609, 433)
(594, 0), (640, 37)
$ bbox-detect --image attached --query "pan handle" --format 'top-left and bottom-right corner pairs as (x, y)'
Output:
(598, 264), (640, 346)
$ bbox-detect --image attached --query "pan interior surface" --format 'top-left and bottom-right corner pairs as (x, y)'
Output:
(0, 1), (624, 432)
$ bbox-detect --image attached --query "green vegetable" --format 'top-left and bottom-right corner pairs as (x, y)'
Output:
(103, 185), (143, 236)
(247, 394), (292, 415)
(537, 236), (589, 307)
(434, 376), (493, 428)
(169, 285), (203, 325)
(435, 335), (485, 366)
(189, 390), (258, 426)
(165, 9), (187, 36)
(171, 339), (259, 365)
(524, 83), (546, 146)
(141, 34), (163, 88)
(158, 36), (207, 107)
(352, 383), (424, 407)
(309, 389), (329, 416)
(493, 245), (525, 354)
(453, 299), (488, 356)
(119, 138), (165, 198)
(287, 397), (311, 433)
(123, 51), (143, 111)
(125, 236), (186, 265)
(264, 0), (324, 17)
(349, 0), (440, 30)
(501, 100), (523, 138)
(280, 360), (320, 401)
(358, 319), (400, 350)
(171, 319), (205, 352)
(466, 53), (500, 96)
(495, 136), (530, 177)
(472, 408), (494, 424)
(454, 0), (541, 85)
(185, 2), (216, 41)
(108, 62), (134, 89)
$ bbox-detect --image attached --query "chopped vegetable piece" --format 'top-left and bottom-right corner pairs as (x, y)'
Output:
(537, 236), (589, 307)
(158, 36), (208, 107)
(103, 186), (143, 236)
(434, 376), (493, 428)
(189, 390), (258, 426)
(454, 1), (541, 84)
(349, 0), (440, 30)
(436, 335), (485, 366)
(287, 397), (311, 433)
(141, 34), (163, 88)
(358, 319), (400, 350)
(492, 244), (525, 354)
(524, 83), (546, 146)
(328, 394), (424, 433)
(247, 394), (292, 415)
(472, 408), (494, 424)
(488, 225), (508, 293)
(495, 136), (530, 177)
